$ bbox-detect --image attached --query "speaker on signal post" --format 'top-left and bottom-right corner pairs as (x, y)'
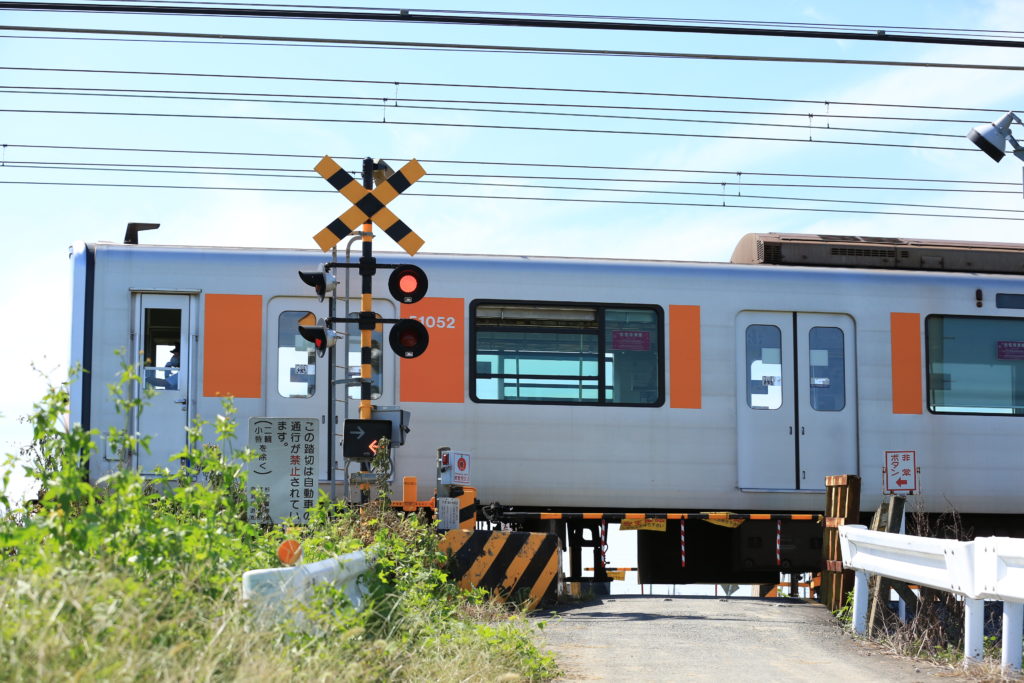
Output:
(298, 320), (342, 358)
(298, 268), (337, 302)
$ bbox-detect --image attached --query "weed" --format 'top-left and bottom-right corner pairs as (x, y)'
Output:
(0, 367), (559, 681)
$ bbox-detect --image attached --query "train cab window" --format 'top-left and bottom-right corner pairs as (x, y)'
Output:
(471, 302), (663, 406)
(277, 311), (316, 398)
(746, 325), (782, 410)
(927, 315), (1024, 415)
(808, 327), (845, 411)
(143, 308), (183, 391)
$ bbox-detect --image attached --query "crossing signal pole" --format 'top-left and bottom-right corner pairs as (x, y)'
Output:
(301, 154), (431, 500)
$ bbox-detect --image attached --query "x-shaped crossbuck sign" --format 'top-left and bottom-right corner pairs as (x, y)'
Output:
(313, 155), (426, 256)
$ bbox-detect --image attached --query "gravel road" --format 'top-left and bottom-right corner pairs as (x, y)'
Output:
(534, 595), (968, 682)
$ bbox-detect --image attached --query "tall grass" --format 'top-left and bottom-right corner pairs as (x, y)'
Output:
(0, 369), (557, 681)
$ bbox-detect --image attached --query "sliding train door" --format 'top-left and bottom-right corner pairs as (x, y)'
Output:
(736, 311), (857, 491)
(133, 292), (196, 473)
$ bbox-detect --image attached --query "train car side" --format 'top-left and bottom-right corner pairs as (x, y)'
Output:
(70, 241), (1024, 526)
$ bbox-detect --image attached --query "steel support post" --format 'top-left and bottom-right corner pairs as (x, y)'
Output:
(1003, 601), (1023, 671)
(852, 569), (868, 635)
(964, 598), (985, 663)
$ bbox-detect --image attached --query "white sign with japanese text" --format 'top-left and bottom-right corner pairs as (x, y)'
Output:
(450, 450), (471, 486)
(247, 418), (319, 524)
(884, 450), (918, 494)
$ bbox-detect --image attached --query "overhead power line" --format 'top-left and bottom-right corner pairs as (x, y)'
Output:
(0, 66), (1012, 114)
(6, 25), (1024, 72)
(75, 3), (1024, 41)
(5, 2), (1024, 49)
(6, 143), (1014, 186)
(0, 107), (974, 151)
(3, 179), (1020, 223)
(8, 160), (1018, 199)
(0, 84), (989, 127)
(7, 160), (1015, 194)
(0, 87), (965, 139)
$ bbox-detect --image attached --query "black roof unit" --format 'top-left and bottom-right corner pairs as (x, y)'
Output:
(731, 232), (1024, 275)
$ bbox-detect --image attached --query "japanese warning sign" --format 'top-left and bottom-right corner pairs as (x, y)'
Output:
(247, 418), (319, 524)
(884, 450), (918, 494)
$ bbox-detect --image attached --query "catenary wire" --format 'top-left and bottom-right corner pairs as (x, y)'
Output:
(0, 88), (966, 139)
(6, 25), (1024, 72)
(4, 143), (1016, 186)
(7, 163), (1021, 213)
(0, 84), (992, 126)
(0, 66), (1014, 114)
(5, 160), (1017, 195)
(6, 3), (1024, 50)
(70, 1), (1024, 41)
(2, 179), (1020, 222)
(0, 108), (976, 151)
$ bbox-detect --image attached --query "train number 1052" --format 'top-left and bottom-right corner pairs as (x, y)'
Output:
(409, 315), (458, 329)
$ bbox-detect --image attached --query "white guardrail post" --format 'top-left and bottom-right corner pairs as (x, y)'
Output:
(241, 549), (374, 629)
(839, 525), (1024, 672)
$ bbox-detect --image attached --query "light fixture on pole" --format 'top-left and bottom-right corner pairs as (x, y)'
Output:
(967, 112), (1024, 163)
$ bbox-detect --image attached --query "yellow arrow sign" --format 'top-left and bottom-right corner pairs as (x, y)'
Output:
(313, 155), (426, 256)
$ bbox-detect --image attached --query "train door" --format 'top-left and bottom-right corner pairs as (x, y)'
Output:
(736, 312), (857, 491)
(264, 297), (396, 482)
(266, 297), (328, 479)
(134, 292), (195, 473)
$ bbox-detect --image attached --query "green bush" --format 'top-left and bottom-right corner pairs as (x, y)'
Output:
(0, 369), (558, 681)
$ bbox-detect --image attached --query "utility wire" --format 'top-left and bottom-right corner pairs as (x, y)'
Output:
(8, 162), (1020, 213)
(0, 108), (975, 152)
(6, 143), (1014, 186)
(73, 1), (1024, 42)
(6, 160), (1016, 194)
(0, 66), (1013, 114)
(0, 84), (989, 125)
(2, 179), (1019, 222)
(5, 2), (1024, 49)
(0, 87), (964, 138)
(5, 25), (1024, 72)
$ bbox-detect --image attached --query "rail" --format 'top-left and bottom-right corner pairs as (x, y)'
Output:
(839, 525), (1024, 671)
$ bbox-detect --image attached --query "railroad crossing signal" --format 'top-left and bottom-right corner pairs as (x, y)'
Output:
(313, 155), (426, 256)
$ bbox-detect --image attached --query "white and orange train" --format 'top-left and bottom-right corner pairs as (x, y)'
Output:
(70, 232), (1024, 582)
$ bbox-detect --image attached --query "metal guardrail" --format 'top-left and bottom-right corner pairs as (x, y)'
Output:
(840, 525), (1024, 671)
(241, 549), (374, 628)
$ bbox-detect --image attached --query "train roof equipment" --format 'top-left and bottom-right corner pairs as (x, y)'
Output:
(732, 232), (1024, 275)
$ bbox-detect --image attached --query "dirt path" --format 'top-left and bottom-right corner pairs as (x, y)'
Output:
(535, 595), (967, 682)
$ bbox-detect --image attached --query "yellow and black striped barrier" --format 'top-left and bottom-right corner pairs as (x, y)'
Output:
(439, 529), (560, 610)
(484, 509), (821, 523)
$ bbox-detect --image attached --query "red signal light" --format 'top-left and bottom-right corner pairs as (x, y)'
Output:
(388, 264), (428, 304)
(399, 274), (418, 293)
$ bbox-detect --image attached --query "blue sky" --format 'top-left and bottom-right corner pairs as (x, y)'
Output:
(3, 1), (1024, 493)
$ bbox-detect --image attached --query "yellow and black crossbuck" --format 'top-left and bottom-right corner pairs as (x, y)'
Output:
(313, 155), (426, 256)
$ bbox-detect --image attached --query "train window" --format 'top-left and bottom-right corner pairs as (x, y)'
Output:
(746, 325), (782, 410)
(808, 327), (845, 411)
(927, 315), (1024, 415)
(471, 302), (662, 406)
(345, 313), (382, 400)
(142, 308), (183, 391)
(996, 294), (1024, 309)
(277, 311), (316, 398)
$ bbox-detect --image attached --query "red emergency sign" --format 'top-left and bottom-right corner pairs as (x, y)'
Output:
(884, 450), (918, 494)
